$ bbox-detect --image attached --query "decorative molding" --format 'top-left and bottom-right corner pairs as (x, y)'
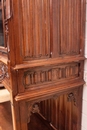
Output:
(23, 63), (79, 88)
(0, 62), (9, 82)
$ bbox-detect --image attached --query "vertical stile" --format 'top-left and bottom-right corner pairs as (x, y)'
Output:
(34, 72), (37, 84)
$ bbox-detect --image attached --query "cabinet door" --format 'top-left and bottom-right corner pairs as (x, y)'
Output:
(17, 0), (85, 62)
(51, 0), (85, 57)
(8, 0), (85, 65)
(19, 0), (51, 60)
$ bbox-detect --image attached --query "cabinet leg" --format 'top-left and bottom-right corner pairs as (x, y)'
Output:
(11, 101), (21, 130)
(11, 100), (29, 130)
(19, 101), (28, 130)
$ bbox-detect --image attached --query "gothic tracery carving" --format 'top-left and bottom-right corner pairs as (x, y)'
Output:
(0, 62), (9, 82)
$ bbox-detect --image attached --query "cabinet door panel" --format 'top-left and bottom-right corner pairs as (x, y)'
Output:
(19, 0), (51, 60)
(52, 0), (81, 57)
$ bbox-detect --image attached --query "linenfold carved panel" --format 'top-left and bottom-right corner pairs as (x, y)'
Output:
(18, 0), (81, 61)
(52, 0), (81, 56)
(19, 0), (50, 60)
(23, 63), (80, 88)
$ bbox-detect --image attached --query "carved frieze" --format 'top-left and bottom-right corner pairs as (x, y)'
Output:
(23, 63), (80, 88)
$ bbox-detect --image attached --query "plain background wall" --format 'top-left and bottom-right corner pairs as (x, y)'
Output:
(81, 1), (87, 130)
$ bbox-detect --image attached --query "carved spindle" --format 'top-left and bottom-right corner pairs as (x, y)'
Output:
(70, 66), (73, 76)
(31, 73), (34, 84)
(37, 72), (41, 83)
(41, 72), (45, 82)
(75, 65), (79, 76)
(52, 69), (57, 81)
(48, 70), (52, 81)
(45, 71), (48, 81)
(25, 74), (31, 86)
(62, 68), (65, 78)
(34, 73), (37, 84)
(59, 68), (62, 79)
(66, 66), (70, 78)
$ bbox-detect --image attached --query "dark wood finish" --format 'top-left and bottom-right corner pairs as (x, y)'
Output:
(0, 0), (86, 130)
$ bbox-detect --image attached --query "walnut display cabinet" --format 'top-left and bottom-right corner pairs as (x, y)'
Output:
(0, 0), (86, 130)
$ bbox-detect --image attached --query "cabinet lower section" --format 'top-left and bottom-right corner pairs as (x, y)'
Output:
(12, 86), (83, 130)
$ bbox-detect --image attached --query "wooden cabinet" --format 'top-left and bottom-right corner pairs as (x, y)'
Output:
(0, 0), (86, 130)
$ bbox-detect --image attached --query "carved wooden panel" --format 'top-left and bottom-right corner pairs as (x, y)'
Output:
(23, 62), (80, 88)
(19, 0), (51, 60)
(18, 0), (82, 61)
(51, 0), (81, 57)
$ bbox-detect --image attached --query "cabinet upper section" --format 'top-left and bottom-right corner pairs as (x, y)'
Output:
(0, 0), (86, 67)
(19, 0), (84, 60)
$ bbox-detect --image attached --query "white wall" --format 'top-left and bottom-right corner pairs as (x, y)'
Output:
(81, 1), (87, 130)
